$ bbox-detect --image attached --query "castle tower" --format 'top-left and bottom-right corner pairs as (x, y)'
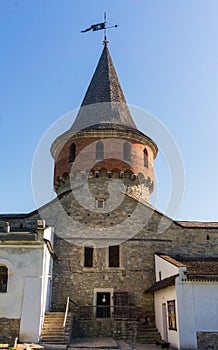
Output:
(51, 43), (158, 205)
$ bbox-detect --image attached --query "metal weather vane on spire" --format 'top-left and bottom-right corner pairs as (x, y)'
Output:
(81, 13), (118, 44)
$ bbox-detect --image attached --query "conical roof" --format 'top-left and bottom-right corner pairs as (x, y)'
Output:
(71, 44), (137, 131)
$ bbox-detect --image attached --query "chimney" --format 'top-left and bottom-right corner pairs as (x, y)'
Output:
(6, 222), (10, 233)
(37, 220), (46, 229)
(36, 220), (46, 240)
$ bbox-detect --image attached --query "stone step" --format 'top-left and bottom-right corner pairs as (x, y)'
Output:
(41, 332), (70, 336)
(40, 312), (72, 344)
(41, 335), (69, 340)
(42, 324), (71, 329)
(43, 323), (65, 326)
(116, 340), (132, 350)
(137, 333), (161, 338)
(41, 340), (68, 344)
(136, 324), (161, 344)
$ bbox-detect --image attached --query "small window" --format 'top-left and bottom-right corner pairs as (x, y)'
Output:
(96, 199), (105, 209)
(69, 143), (76, 163)
(84, 247), (93, 267)
(159, 271), (162, 281)
(123, 142), (131, 162)
(144, 148), (148, 167)
(96, 141), (104, 160)
(109, 246), (120, 267)
(0, 266), (8, 293)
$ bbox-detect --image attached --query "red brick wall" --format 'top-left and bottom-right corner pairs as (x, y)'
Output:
(54, 136), (154, 185)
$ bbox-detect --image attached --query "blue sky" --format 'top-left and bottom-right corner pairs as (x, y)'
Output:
(1, 0), (218, 221)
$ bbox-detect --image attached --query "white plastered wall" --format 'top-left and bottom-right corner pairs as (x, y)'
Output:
(155, 255), (180, 281)
(20, 227), (54, 342)
(154, 255), (218, 350)
(176, 280), (218, 349)
(155, 285), (180, 349)
(0, 246), (43, 319)
(0, 227), (54, 343)
(154, 255), (182, 349)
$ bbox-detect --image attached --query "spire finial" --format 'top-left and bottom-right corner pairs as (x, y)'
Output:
(103, 12), (109, 47)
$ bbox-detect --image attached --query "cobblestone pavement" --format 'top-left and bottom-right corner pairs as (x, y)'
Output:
(69, 338), (164, 350)
(69, 337), (118, 349)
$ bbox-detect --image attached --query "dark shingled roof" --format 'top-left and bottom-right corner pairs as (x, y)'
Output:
(183, 260), (218, 276)
(145, 274), (179, 293)
(160, 255), (218, 276)
(71, 45), (137, 131)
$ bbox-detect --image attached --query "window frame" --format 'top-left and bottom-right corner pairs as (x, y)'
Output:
(167, 300), (177, 331)
(84, 247), (94, 268)
(96, 199), (105, 209)
(109, 246), (120, 268)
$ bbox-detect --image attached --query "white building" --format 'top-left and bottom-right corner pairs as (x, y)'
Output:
(0, 221), (54, 343)
(146, 254), (218, 349)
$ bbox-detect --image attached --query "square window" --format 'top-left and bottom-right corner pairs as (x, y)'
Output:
(96, 199), (105, 209)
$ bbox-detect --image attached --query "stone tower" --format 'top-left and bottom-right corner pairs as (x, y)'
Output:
(51, 43), (158, 209)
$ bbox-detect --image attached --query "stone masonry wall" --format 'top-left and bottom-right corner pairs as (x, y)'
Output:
(49, 189), (218, 323)
(72, 319), (138, 342)
(1, 183), (218, 336)
(0, 318), (20, 345)
(197, 332), (218, 349)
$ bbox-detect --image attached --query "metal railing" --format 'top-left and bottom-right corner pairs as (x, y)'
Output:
(63, 297), (79, 343)
(77, 305), (137, 320)
(63, 296), (70, 343)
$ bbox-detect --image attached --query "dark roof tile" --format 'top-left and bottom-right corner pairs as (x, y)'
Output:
(71, 45), (137, 131)
(145, 274), (179, 293)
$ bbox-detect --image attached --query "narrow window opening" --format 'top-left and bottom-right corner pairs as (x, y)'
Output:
(206, 234), (210, 241)
(144, 148), (148, 168)
(96, 199), (105, 209)
(84, 247), (93, 267)
(96, 141), (104, 160)
(69, 143), (76, 163)
(109, 246), (120, 267)
(0, 266), (8, 293)
(167, 300), (177, 331)
(123, 142), (131, 162)
(159, 271), (162, 281)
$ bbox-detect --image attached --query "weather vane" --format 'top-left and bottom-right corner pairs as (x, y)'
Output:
(81, 13), (118, 45)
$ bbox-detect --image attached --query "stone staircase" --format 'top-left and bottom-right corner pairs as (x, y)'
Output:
(136, 323), (162, 344)
(40, 312), (72, 344)
(71, 318), (161, 345)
